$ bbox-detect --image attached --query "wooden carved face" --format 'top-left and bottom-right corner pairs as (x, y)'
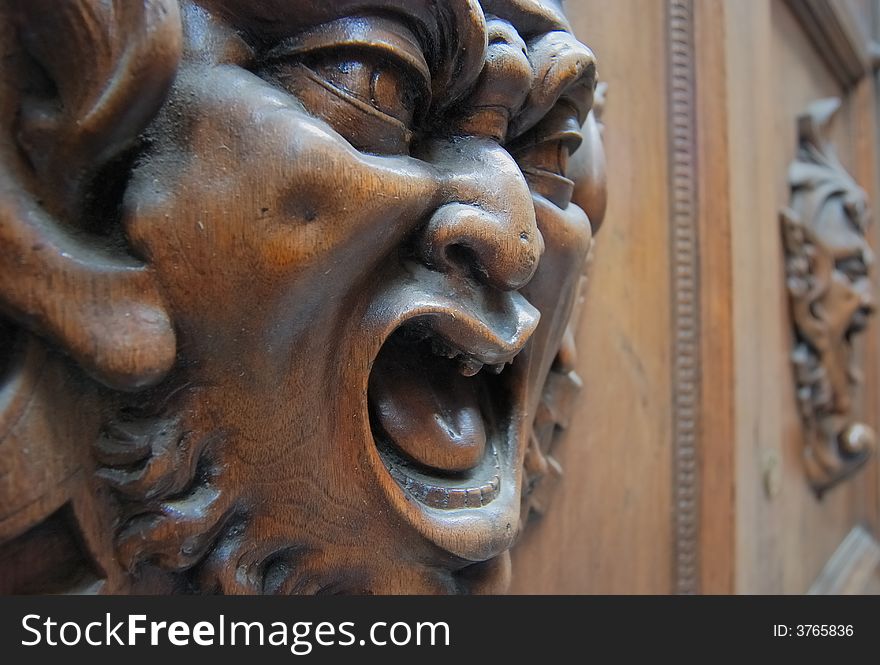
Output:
(782, 99), (876, 492)
(1, 0), (603, 593)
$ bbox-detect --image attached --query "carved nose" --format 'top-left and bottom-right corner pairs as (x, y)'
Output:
(416, 138), (543, 291)
(419, 203), (542, 290)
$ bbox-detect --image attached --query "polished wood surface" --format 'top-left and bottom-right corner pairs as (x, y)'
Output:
(725, 0), (880, 593)
(511, 0), (675, 594)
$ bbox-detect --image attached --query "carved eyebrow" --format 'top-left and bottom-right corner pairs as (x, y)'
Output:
(262, 15), (432, 99)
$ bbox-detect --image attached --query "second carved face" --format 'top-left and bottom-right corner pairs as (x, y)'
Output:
(782, 98), (876, 493)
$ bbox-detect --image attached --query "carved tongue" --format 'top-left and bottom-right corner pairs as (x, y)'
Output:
(369, 337), (487, 473)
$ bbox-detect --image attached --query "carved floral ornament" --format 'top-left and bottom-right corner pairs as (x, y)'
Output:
(781, 98), (876, 495)
(0, 0), (605, 593)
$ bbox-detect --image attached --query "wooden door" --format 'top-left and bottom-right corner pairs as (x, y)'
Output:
(511, 0), (880, 594)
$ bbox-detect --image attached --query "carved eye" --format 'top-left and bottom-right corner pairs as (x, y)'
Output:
(835, 256), (868, 282)
(509, 102), (583, 208)
(264, 52), (426, 154)
(518, 140), (570, 177)
(308, 55), (420, 127)
(257, 17), (431, 155)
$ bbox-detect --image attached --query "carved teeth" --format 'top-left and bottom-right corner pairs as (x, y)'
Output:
(388, 465), (502, 509)
(458, 357), (484, 377)
(416, 326), (519, 374)
(383, 445), (502, 509)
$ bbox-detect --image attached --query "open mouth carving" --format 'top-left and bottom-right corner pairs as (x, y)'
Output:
(368, 308), (529, 510)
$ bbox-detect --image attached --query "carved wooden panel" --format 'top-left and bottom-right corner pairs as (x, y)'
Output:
(0, 0), (605, 594)
(781, 97), (876, 494)
(785, 0), (875, 88)
(808, 525), (880, 592)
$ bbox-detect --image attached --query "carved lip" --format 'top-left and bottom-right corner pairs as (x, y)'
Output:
(391, 289), (539, 368)
(369, 295), (537, 502)
(362, 265), (538, 561)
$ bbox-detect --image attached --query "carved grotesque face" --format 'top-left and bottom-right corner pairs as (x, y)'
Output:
(1, 0), (602, 593)
(782, 99), (876, 492)
(799, 194), (874, 387)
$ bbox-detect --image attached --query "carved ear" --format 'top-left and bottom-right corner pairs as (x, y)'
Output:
(14, 0), (183, 209)
(0, 0), (182, 390)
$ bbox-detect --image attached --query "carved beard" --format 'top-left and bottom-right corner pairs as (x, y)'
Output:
(97, 381), (396, 595)
(95, 381), (236, 592)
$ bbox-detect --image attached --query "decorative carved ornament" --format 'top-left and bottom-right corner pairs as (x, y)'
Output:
(780, 98), (875, 495)
(667, 0), (700, 595)
(785, 0), (875, 89)
(0, 0), (605, 594)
